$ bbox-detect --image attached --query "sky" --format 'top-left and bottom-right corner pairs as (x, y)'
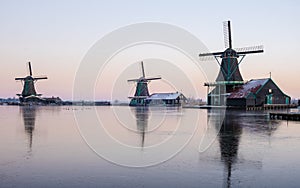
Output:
(0, 0), (299, 101)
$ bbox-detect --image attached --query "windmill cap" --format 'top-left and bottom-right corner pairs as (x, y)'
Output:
(222, 48), (238, 58)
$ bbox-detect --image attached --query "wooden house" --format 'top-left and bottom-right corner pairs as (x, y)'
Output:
(226, 78), (290, 107)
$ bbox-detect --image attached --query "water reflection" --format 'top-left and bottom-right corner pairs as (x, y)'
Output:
(133, 107), (149, 148)
(1, 106), (298, 187)
(20, 106), (37, 152)
(218, 110), (242, 188)
(211, 110), (279, 188)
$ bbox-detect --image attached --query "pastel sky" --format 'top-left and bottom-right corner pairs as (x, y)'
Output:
(0, 0), (299, 101)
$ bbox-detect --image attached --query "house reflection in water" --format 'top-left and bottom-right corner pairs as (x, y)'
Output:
(20, 106), (37, 152)
(132, 107), (149, 148)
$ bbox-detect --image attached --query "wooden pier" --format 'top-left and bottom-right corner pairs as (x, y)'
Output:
(246, 104), (298, 111)
(269, 112), (300, 121)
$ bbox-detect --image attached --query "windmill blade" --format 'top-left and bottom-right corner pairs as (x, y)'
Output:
(235, 45), (264, 54)
(15, 77), (26, 80)
(238, 50), (264, 55)
(199, 55), (216, 61)
(199, 51), (223, 57)
(145, 76), (161, 81)
(140, 61), (146, 78)
(128, 96), (148, 99)
(34, 76), (48, 80)
(223, 20), (232, 49)
(28, 62), (33, 76)
(127, 78), (140, 82)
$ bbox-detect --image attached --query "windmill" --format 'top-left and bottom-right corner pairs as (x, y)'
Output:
(15, 62), (48, 102)
(128, 61), (161, 106)
(199, 21), (264, 105)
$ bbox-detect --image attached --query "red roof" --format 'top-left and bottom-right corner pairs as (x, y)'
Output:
(227, 78), (269, 99)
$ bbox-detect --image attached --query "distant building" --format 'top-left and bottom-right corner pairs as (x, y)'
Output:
(0, 97), (20, 105)
(43, 97), (63, 105)
(145, 92), (186, 106)
(226, 78), (290, 107)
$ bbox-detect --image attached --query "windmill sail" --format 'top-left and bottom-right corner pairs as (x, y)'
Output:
(141, 61), (146, 78)
(223, 21), (232, 49)
(15, 77), (26, 80)
(28, 62), (33, 76)
(235, 45), (264, 54)
(144, 77), (161, 81)
(34, 76), (48, 80)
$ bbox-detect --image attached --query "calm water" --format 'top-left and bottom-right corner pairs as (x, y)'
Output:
(1, 105), (300, 188)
